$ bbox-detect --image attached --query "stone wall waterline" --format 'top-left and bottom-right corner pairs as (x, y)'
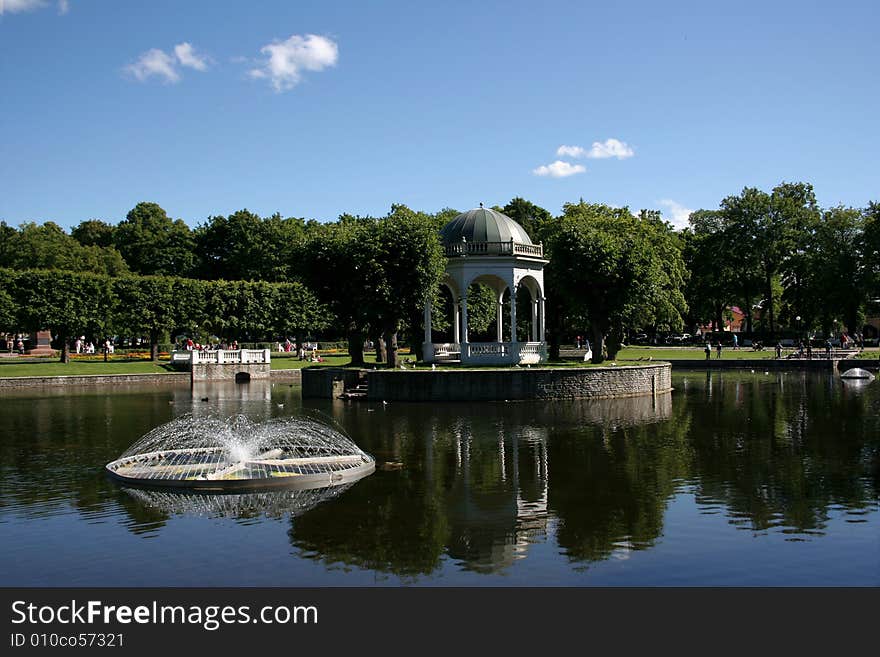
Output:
(301, 364), (671, 401)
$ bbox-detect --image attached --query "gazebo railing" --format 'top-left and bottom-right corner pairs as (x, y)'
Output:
(444, 240), (543, 258)
(432, 343), (461, 361)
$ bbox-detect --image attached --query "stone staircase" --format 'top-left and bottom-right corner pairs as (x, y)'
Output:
(338, 382), (368, 400)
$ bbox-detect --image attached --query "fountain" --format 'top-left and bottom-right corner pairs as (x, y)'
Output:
(840, 367), (875, 381)
(105, 414), (375, 491)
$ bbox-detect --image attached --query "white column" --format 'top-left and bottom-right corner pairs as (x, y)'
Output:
(453, 297), (460, 344)
(461, 294), (469, 345)
(496, 301), (504, 342)
(531, 298), (538, 342)
(539, 297), (546, 342)
(423, 301), (432, 345)
(510, 285), (518, 343)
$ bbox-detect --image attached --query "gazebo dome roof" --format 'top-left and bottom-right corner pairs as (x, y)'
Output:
(440, 207), (533, 246)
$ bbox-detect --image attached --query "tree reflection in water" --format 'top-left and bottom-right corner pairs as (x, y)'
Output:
(1, 373), (878, 582)
(288, 372), (878, 575)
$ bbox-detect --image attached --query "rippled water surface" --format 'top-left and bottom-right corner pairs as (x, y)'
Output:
(1, 371), (878, 585)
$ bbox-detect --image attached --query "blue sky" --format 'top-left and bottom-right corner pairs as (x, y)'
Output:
(1, 0), (878, 231)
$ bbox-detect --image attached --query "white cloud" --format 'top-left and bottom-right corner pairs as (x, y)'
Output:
(174, 42), (209, 71)
(249, 34), (338, 92)
(0, 0), (69, 14)
(556, 145), (586, 158)
(0, 0), (47, 14)
(126, 43), (211, 84)
(657, 199), (694, 230)
(126, 48), (180, 83)
(586, 138), (634, 159)
(532, 160), (586, 178)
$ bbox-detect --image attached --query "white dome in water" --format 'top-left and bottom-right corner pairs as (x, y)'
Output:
(105, 414), (375, 491)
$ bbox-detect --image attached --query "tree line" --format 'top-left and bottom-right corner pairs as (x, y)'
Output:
(681, 183), (880, 340)
(1, 181), (877, 365)
(0, 269), (327, 363)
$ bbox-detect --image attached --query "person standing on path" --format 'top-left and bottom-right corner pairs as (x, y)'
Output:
(716, 341), (722, 359)
(705, 343), (711, 361)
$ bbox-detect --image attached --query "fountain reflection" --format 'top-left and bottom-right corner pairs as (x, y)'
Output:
(123, 484), (356, 520)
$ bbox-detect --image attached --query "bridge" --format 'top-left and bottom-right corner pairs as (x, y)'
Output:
(171, 349), (271, 383)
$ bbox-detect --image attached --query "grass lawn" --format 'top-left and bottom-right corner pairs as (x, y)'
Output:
(616, 346), (780, 361)
(271, 354), (352, 369)
(0, 360), (177, 377)
(5, 345), (872, 378)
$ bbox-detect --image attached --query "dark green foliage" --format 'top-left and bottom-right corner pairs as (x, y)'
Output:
(10, 269), (115, 362)
(113, 276), (193, 361)
(0, 221), (129, 276)
(3, 184), (878, 358)
(542, 202), (687, 362)
(194, 210), (314, 281)
(114, 202), (197, 276)
(296, 206), (446, 366)
(0, 269), (17, 331)
(501, 197), (551, 240)
(72, 219), (116, 248)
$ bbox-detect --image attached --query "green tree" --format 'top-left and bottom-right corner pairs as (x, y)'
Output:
(0, 221), (129, 276)
(0, 222), (18, 269)
(680, 209), (743, 332)
(787, 206), (866, 336)
(194, 210), (312, 281)
(113, 276), (195, 361)
(501, 197), (551, 240)
(373, 205), (446, 367)
(114, 202), (197, 276)
(861, 201), (880, 319)
(271, 281), (332, 342)
(11, 269), (115, 363)
(0, 269), (17, 332)
(543, 202), (687, 362)
(71, 219), (116, 248)
(719, 183), (818, 337)
(295, 219), (377, 365)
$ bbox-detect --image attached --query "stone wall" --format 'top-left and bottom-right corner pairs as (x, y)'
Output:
(302, 367), (363, 399)
(365, 364), (671, 402)
(269, 369), (302, 382)
(0, 368), (303, 389)
(190, 363), (270, 382)
(0, 372), (190, 388)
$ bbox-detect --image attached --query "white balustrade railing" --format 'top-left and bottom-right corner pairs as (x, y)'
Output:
(171, 349), (271, 365)
(425, 341), (548, 364)
(467, 342), (510, 357)
(432, 343), (461, 361)
(444, 240), (544, 258)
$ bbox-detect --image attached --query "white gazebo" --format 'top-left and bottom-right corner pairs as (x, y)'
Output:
(423, 206), (549, 365)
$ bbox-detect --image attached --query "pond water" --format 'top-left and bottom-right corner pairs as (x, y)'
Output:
(1, 371), (877, 586)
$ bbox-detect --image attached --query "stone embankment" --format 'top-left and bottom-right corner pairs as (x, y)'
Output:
(303, 364), (672, 402)
(0, 369), (303, 388)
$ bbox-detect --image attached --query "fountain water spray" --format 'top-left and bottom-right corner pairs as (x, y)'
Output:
(105, 414), (375, 491)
